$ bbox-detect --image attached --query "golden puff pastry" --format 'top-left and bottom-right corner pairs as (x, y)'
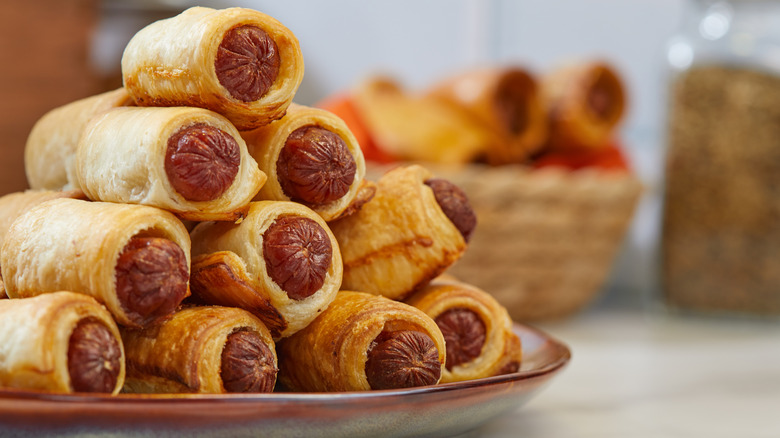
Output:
(0, 292), (125, 394)
(122, 6), (304, 130)
(426, 67), (548, 164)
(0, 189), (86, 262)
(75, 106), (266, 221)
(541, 61), (626, 151)
(351, 76), (494, 164)
(0, 188), (86, 298)
(405, 277), (522, 383)
(25, 88), (133, 191)
(1, 198), (191, 328)
(241, 103), (372, 222)
(122, 306), (277, 394)
(329, 165), (475, 300)
(190, 201), (342, 339)
(277, 291), (446, 392)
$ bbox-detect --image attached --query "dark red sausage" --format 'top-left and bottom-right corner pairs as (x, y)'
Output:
(434, 308), (487, 370)
(220, 329), (277, 393)
(165, 123), (241, 202)
(364, 330), (441, 390)
(68, 319), (122, 393)
(215, 25), (281, 102)
(115, 237), (189, 327)
(262, 216), (332, 300)
(277, 125), (357, 205)
(424, 178), (477, 243)
(495, 72), (532, 134)
(587, 74), (615, 120)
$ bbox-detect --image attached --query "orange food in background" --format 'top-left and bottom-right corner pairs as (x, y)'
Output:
(318, 92), (632, 174)
(317, 93), (398, 164)
(319, 61), (632, 175)
(532, 141), (631, 172)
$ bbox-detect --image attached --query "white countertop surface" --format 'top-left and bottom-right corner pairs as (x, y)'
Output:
(475, 303), (780, 438)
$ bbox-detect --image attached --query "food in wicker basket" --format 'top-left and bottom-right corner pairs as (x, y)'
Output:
(540, 61), (626, 152)
(347, 76), (494, 164)
(439, 164), (641, 320)
(319, 61), (641, 321)
(425, 66), (549, 165)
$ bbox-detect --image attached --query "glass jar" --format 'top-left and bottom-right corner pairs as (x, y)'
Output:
(662, 0), (780, 315)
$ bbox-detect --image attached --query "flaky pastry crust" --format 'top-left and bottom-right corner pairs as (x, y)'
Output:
(122, 306), (275, 394)
(241, 103), (368, 221)
(405, 277), (522, 383)
(190, 201), (342, 339)
(122, 6), (304, 130)
(277, 291), (445, 392)
(25, 88), (133, 191)
(0, 199), (191, 327)
(75, 106), (266, 221)
(0, 292), (125, 394)
(0, 189), (86, 257)
(329, 165), (467, 300)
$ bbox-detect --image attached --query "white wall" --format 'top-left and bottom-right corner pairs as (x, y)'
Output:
(209, 0), (687, 136)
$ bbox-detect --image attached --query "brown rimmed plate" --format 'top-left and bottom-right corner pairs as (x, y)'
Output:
(0, 323), (570, 438)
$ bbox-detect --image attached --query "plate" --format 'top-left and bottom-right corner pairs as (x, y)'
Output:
(0, 323), (570, 438)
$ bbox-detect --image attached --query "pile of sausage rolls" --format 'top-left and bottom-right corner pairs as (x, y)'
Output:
(0, 6), (523, 395)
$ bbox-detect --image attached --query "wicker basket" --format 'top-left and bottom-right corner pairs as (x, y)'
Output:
(369, 163), (643, 321)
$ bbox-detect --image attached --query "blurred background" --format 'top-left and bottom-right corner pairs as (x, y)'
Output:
(2, 0), (779, 318)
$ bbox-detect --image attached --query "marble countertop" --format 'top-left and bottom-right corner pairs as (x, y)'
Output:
(475, 305), (780, 438)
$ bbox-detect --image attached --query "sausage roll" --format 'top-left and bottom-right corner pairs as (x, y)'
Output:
(25, 88), (133, 191)
(405, 277), (522, 383)
(75, 106), (266, 221)
(122, 6), (304, 130)
(427, 67), (548, 165)
(241, 103), (372, 222)
(190, 201), (342, 339)
(541, 61), (626, 151)
(122, 306), (277, 394)
(329, 165), (476, 300)
(0, 292), (125, 394)
(277, 291), (446, 392)
(351, 76), (492, 164)
(1, 198), (191, 328)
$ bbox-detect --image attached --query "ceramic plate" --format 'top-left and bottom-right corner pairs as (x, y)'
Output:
(0, 323), (570, 438)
